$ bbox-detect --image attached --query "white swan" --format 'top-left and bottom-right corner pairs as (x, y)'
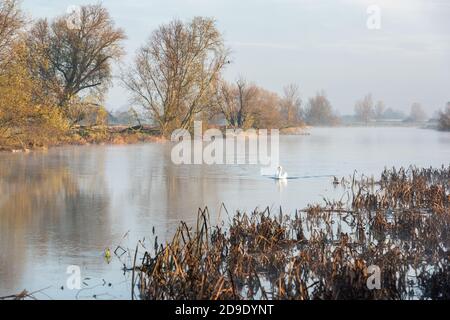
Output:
(276, 166), (288, 180)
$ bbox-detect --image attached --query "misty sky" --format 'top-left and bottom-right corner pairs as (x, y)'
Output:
(22, 0), (450, 115)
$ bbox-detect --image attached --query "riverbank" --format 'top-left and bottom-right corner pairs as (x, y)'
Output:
(0, 125), (166, 153)
(0, 125), (312, 153)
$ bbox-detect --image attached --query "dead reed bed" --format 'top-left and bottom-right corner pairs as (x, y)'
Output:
(134, 166), (450, 300)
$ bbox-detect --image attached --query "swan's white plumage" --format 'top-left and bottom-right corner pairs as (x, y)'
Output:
(276, 166), (288, 179)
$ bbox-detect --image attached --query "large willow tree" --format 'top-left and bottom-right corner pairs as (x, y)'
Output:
(122, 17), (229, 137)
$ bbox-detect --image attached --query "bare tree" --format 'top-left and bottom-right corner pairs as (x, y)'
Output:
(215, 78), (286, 129)
(305, 91), (337, 126)
(122, 17), (229, 137)
(280, 84), (302, 127)
(0, 0), (23, 67)
(408, 102), (427, 122)
(215, 78), (259, 129)
(355, 94), (374, 124)
(27, 4), (126, 110)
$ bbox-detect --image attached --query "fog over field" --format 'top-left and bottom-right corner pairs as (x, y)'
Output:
(22, 0), (450, 115)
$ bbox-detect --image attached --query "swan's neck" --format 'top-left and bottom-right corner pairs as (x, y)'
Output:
(277, 167), (285, 178)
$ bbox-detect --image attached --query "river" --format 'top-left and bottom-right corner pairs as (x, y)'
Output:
(0, 127), (449, 299)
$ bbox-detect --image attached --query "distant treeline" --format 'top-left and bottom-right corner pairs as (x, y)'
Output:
(1, 1), (449, 150)
(351, 93), (448, 126)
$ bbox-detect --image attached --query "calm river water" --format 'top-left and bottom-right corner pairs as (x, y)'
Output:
(0, 127), (449, 299)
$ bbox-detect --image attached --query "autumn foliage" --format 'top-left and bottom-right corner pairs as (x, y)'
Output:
(0, 1), (124, 150)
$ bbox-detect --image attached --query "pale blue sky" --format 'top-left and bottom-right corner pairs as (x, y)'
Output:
(22, 0), (450, 115)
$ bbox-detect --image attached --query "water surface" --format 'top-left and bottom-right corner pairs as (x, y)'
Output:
(0, 127), (449, 299)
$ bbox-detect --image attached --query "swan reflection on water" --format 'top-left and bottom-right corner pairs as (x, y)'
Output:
(275, 177), (288, 190)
